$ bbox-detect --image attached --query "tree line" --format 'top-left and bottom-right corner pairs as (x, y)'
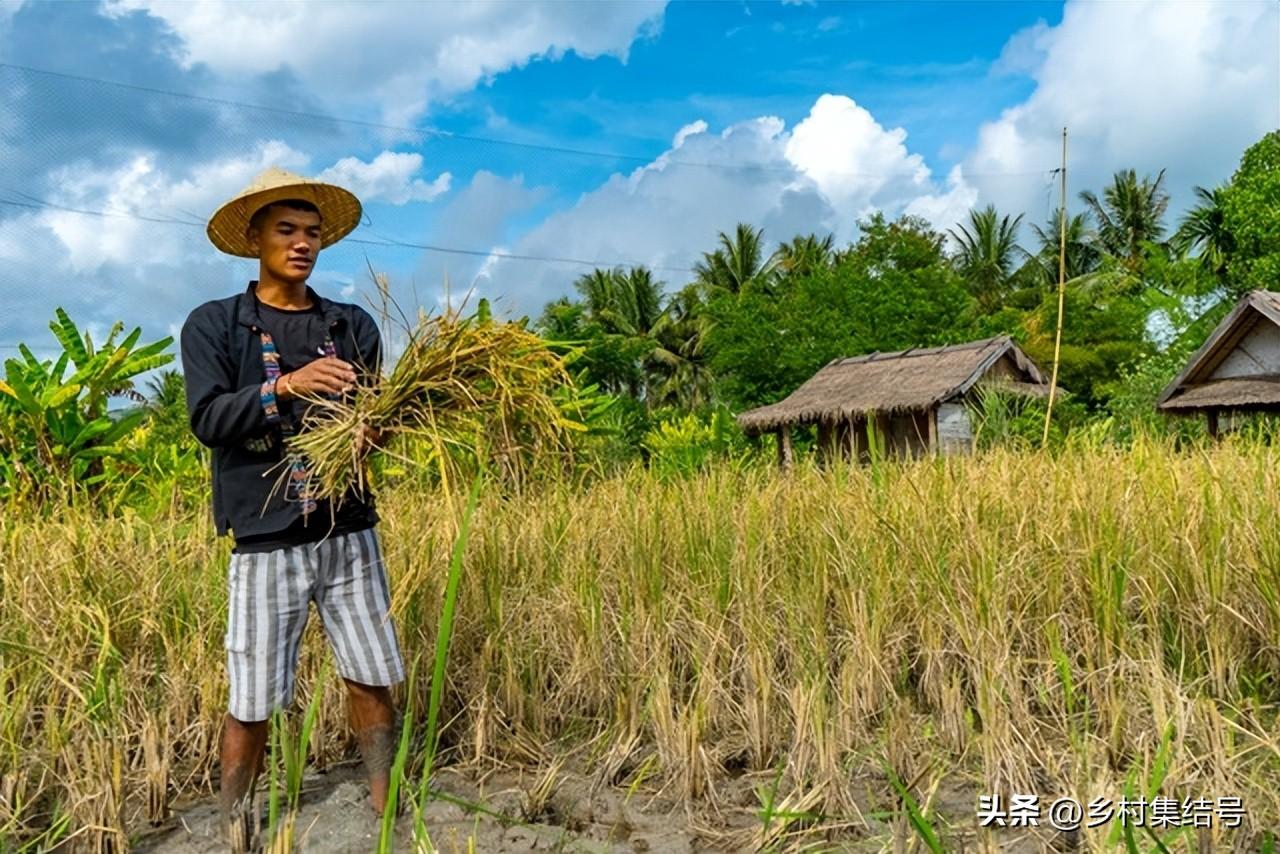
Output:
(534, 131), (1279, 442)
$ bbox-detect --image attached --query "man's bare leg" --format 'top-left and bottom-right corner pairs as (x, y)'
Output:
(345, 679), (397, 815)
(220, 714), (269, 848)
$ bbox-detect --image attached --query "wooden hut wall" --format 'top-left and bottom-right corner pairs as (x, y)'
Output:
(916, 411), (933, 456)
(1220, 411), (1248, 433)
(985, 353), (1017, 381)
(1209, 319), (1280, 380)
(787, 406), (973, 462)
(885, 414), (905, 456)
(844, 417), (869, 463)
(909, 411), (932, 457)
(832, 419), (851, 462)
(811, 409), (959, 463)
(816, 420), (838, 463)
(936, 402), (973, 454)
(882, 412), (931, 458)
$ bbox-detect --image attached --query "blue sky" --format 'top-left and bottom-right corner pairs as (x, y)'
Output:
(443, 1), (1057, 167)
(0, 0), (1275, 360)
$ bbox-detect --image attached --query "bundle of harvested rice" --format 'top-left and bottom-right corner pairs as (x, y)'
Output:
(278, 304), (582, 504)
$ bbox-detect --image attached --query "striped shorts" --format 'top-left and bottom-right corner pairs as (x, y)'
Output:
(224, 527), (405, 722)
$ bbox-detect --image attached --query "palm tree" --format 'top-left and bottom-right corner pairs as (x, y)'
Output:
(1173, 185), (1234, 286)
(650, 284), (714, 409)
(694, 223), (778, 296)
(143, 369), (191, 446)
(774, 233), (835, 280)
(947, 205), (1025, 312)
(573, 269), (619, 327)
(575, 267), (664, 337)
(535, 296), (586, 340)
(1025, 210), (1102, 285)
(145, 369), (185, 409)
(571, 266), (689, 406)
(1080, 169), (1170, 270)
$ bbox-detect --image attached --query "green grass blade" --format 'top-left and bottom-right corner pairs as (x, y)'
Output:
(379, 659), (418, 853)
(267, 707), (281, 840)
(290, 661), (328, 809)
(418, 471), (484, 811)
(884, 764), (943, 854)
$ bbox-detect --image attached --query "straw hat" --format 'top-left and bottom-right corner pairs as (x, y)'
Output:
(206, 167), (362, 258)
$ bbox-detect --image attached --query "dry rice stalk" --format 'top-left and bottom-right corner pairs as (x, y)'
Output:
(284, 304), (582, 504)
(263, 810), (296, 854)
(519, 755), (566, 822)
(141, 715), (169, 825)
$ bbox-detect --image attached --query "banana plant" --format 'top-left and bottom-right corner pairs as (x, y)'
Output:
(0, 308), (174, 492)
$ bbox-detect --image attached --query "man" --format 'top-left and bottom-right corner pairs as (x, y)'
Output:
(181, 168), (404, 838)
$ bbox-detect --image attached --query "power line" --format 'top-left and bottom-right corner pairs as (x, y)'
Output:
(0, 195), (700, 274)
(0, 187), (204, 227)
(350, 232), (697, 274)
(0, 62), (1054, 181)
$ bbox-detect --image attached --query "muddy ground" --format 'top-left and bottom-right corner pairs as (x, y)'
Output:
(135, 762), (728, 853)
(132, 761), (1066, 853)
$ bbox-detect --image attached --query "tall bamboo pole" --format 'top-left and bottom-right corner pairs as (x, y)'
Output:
(1042, 127), (1068, 446)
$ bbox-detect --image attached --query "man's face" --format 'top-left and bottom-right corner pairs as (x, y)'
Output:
(248, 204), (322, 284)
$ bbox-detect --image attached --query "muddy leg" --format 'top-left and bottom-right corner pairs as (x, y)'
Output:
(345, 679), (397, 815)
(220, 713), (269, 851)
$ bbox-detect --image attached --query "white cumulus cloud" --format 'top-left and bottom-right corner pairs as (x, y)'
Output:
(40, 140), (308, 272)
(784, 94), (942, 221)
(412, 169), (551, 292)
(473, 95), (970, 316)
(905, 166), (979, 234)
(968, 0), (1279, 223)
(0, 0), (24, 28)
(32, 142), (462, 273)
(672, 120), (708, 149)
(316, 152), (451, 205)
(104, 0), (667, 124)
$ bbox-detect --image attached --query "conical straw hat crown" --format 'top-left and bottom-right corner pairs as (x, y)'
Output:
(207, 167), (362, 258)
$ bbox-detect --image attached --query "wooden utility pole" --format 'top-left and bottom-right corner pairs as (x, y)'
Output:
(1042, 127), (1068, 446)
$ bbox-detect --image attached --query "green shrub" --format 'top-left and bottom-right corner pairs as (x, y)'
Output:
(641, 405), (751, 476)
(0, 309), (173, 503)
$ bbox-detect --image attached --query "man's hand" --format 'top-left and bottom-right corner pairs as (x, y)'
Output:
(277, 357), (357, 399)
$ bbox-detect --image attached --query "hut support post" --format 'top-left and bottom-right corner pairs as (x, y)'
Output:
(1206, 409), (1220, 439)
(849, 417), (868, 464)
(777, 426), (794, 470)
(927, 408), (938, 455)
(817, 421), (834, 466)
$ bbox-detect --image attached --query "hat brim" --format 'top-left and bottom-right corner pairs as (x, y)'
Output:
(207, 180), (362, 258)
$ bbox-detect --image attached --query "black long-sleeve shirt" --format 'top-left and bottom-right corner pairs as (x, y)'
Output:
(181, 281), (381, 545)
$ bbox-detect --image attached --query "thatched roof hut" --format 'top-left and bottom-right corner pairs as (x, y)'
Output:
(738, 335), (1050, 465)
(1157, 290), (1280, 435)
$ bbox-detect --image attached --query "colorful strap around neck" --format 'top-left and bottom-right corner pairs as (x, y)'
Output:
(258, 327), (339, 515)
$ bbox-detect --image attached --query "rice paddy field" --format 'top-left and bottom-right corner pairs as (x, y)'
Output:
(3, 436), (1280, 851)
